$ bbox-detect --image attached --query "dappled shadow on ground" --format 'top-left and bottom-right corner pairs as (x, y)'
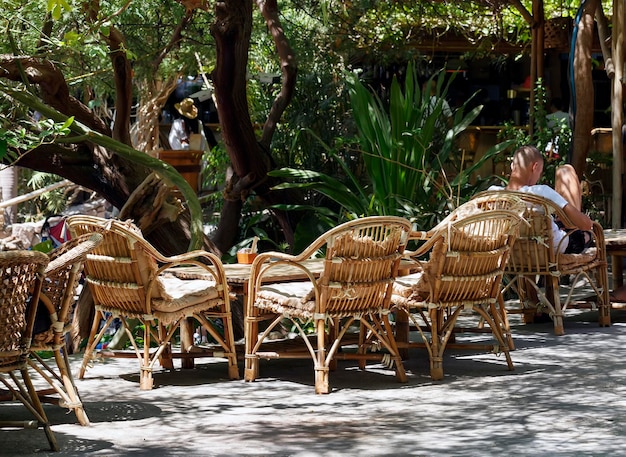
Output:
(3, 305), (626, 455)
(0, 400), (161, 455)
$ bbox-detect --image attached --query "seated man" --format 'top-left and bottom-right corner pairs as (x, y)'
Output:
(489, 145), (594, 321)
(489, 144), (593, 254)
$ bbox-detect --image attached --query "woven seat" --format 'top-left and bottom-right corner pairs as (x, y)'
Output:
(25, 233), (103, 426)
(473, 190), (610, 335)
(244, 216), (412, 394)
(391, 208), (524, 380)
(66, 216), (239, 390)
(0, 250), (58, 451)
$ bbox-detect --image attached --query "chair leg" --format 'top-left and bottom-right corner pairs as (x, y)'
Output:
(244, 355), (259, 382)
(244, 316), (259, 382)
(481, 304), (514, 371)
(381, 315), (407, 383)
(394, 308), (410, 360)
(314, 366), (330, 394)
(220, 305), (240, 380)
(497, 293), (515, 351)
(157, 323), (174, 370)
(598, 266), (611, 327)
(329, 318), (339, 371)
(179, 318), (194, 370)
(314, 317), (329, 394)
(21, 367), (59, 452)
(79, 311), (112, 380)
(140, 322), (154, 390)
(56, 347), (90, 426)
(518, 277), (538, 324)
(548, 276), (565, 336)
(429, 309), (444, 381)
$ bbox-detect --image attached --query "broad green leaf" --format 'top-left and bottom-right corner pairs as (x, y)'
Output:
(0, 137), (6, 160)
(47, 0), (71, 20)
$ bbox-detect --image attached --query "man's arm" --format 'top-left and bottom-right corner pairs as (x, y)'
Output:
(562, 203), (593, 231)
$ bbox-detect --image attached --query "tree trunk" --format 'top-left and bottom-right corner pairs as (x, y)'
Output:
(571, 0), (601, 177)
(209, 0), (301, 254)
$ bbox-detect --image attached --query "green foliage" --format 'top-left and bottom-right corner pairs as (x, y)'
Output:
(498, 78), (569, 185)
(271, 62), (511, 234)
(250, 4), (351, 174)
(0, 91), (74, 162)
(46, 0), (71, 21)
(224, 210), (289, 263)
(27, 172), (68, 215)
(324, 1), (602, 63)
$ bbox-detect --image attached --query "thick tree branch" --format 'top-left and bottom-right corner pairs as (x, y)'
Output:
(572, 0), (601, 176)
(14, 142), (131, 209)
(0, 56), (110, 135)
(256, 0), (297, 149)
(211, 0), (261, 178)
(507, 0), (532, 25)
(152, 12), (194, 74)
(106, 27), (134, 146)
(82, 1), (133, 145)
(595, 3), (614, 79)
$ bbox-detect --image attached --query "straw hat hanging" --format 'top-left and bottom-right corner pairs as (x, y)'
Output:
(174, 98), (198, 119)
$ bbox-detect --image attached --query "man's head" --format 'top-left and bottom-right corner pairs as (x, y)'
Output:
(511, 145), (544, 185)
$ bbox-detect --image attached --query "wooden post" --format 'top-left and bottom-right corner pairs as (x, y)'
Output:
(180, 318), (195, 369)
(612, 0), (624, 229)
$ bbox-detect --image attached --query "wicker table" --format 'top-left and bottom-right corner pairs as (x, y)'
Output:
(176, 258), (416, 297)
(174, 258), (417, 354)
(603, 229), (626, 288)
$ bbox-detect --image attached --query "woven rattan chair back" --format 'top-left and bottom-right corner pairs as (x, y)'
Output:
(36, 233), (104, 345)
(0, 250), (58, 451)
(67, 217), (154, 317)
(66, 215), (239, 390)
(25, 232), (103, 426)
(245, 216), (412, 394)
(318, 218), (411, 317)
(473, 190), (610, 335)
(425, 211), (520, 306)
(392, 208), (523, 380)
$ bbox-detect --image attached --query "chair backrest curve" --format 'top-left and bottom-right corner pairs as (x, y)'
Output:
(316, 216), (412, 316)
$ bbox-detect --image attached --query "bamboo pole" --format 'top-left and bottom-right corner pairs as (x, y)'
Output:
(612, 0), (624, 228)
(0, 179), (72, 210)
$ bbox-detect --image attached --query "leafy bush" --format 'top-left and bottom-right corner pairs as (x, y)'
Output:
(270, 61), (511, 240)
(497, 78), (569, 185)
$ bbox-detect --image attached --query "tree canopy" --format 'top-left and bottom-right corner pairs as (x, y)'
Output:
(0, 0), (620, 256)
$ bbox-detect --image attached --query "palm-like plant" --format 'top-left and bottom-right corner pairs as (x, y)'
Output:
(271, 61), (512, 241)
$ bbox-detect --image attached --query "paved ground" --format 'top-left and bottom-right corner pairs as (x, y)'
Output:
(2, 306), (626, 456)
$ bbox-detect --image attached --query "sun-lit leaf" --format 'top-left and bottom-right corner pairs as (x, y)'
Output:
(62, 31), (81, 47)
(46, 0), (72, 20)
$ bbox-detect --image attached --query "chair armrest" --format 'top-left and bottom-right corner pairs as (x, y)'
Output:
(44, 233), (103, 277)
(248, 251), (320, 286)
(155, 250), (230, 287)
(409, 230), (430, 241)
(405, 228), (445, 260)
(245, 251), (321, 317)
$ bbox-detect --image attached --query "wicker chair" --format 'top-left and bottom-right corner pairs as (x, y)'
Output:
(473, 190), (611, 336)
(0, 250), (58, 451)
(391, 208), (523, 381)
(244, 216), (412, 394)
(26, 233), (103, 426)
(66, 215), (239, 390)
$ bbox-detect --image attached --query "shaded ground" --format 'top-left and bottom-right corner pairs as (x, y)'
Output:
(1, 304), (626, 457)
